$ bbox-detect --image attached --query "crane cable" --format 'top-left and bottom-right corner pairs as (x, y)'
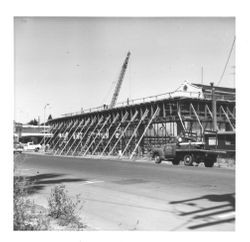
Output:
(217, 36), (236, 86)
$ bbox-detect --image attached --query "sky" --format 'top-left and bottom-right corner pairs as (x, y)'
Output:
(14, 17), (235, 123)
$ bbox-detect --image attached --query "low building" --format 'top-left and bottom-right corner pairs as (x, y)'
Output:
(170, 81), (235, 101)
(13, 122), (52, 144)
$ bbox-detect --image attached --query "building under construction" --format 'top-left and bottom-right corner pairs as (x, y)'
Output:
(44, 53), (236, 160)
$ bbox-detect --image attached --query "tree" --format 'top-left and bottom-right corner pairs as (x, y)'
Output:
(47, 114), (53, 121)
(27, 119), (38, 125)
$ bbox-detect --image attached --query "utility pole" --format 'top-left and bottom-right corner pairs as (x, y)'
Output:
(210, 83), (217, 131)
(201, 66), (204, 84)
(43, 103), (50, 149)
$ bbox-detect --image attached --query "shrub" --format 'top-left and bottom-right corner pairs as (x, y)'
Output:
(14, 154), (50, 230)
(48, 185), (84, 229)
(14, 155), (84, 230)
(13, 174), (49, 230)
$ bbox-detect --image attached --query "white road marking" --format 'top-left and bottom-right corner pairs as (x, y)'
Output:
(83, 180), (104, 185)
(214, 211), (235, 219)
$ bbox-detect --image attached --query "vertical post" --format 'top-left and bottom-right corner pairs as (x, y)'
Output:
(210, 82), (217, 131)
(163, 102), (166, 118)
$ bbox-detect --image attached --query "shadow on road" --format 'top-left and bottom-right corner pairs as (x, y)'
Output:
(169, 193), (235, 230)
(14, 173), (88, 195)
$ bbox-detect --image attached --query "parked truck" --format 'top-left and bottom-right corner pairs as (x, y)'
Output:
(151, 132), (228, 168)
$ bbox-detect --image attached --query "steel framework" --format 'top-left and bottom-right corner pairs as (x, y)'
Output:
(46, 96), (236, 159)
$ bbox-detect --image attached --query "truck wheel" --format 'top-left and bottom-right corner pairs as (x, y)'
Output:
(172, 158), (180, 165)
(204, 155), (216, 167)
(184, 154), (194, 166)
(154, 154), (162, 164)
(204, 160), (214, 167)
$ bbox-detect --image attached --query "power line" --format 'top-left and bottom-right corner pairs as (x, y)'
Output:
(217, 36), (236, 86)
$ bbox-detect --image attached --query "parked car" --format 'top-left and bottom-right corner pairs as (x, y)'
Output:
(23, 142), (42, 152)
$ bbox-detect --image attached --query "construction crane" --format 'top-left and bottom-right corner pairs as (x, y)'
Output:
(109, 51), (131, 109)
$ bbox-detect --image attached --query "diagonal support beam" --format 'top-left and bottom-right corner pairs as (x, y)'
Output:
(121, 109), (149, 157)
(52, 120), (74, 153)
(58, 119), (84, 155)
(46, 122), (64, 146)
(49, 122), (68, 149)
(39, 123), (56, 145)
(71, 117), (96, 156)
(177, 105), (187, 133)
(130, 107), (160, 159)
(190, 103), (204, 135)
(100, 112), (129, 156)
(205, 104), (213, 119)
(92, 113), (120, 155)
(55, 119), (79, 155)
(227, 107), (235, 119)
(78, 116), (104, 156)
(220, 106), (235, 131)
(66, 118), (91, 156)
(108, 111), (138, 156)
(83, 115), (111, 156)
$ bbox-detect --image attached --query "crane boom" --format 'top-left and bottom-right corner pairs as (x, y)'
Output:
(109, 51), (131, 109)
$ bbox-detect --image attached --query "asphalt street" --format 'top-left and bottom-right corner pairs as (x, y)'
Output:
(16, 153), (235, 231)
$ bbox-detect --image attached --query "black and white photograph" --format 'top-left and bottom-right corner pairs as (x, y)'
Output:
(13, 16), (236, 232)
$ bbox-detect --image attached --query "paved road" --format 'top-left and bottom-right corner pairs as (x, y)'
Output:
(16, 153), (235, 231)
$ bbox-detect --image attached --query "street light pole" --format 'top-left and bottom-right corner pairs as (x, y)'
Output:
(43, 103), (50, 149)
